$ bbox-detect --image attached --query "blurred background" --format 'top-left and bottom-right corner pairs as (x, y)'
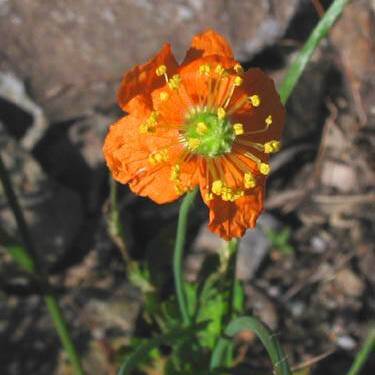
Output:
(0, 0), (374, 374)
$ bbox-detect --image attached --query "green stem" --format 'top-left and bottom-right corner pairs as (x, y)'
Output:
(173, 187), (198, 325)
(227, 238), (239, 320)
(279, 0), (351, 105)
(0, 152), (84, 375)
(109, 177), (132, 266)
(0, 153), (39, 273)
(44, 295), (85, 375)
(347, 327), (375, 375)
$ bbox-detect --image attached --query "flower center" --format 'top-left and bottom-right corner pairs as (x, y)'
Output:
(184, 107), (237, 157)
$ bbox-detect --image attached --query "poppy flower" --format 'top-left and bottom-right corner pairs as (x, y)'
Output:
(103, 30), (285, 240)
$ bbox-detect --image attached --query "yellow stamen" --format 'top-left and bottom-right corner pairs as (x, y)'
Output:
(156, 65), (167, 76)
(234, 63), (244, 75)
(175, 184), (185, 194)
(139, 111), (158, 134)
(215, 64), (225, 76)
(221, 186), (234, 201)
(259, 163), (270, 175)
(205, 192), (214, 201)
(232, 189), (245, 201)
(188, 138), (201, 150)
(196, 121), (208, 135)
(217, 107), (226, 120)
(265, 115), (273, 125)
(159, 91), (169, 101)
(168, 74), (181, 90)
(233, 123), (244, 135)
(199, 64), (211, 75)
(244, 172), (256, 189)
(233, 76), (243, 87)
(249, 95), (261, 107)
(170, 164), (180, 181)
(212, 180), (223, 195)
(264, 140), (281, 154)
(148, 149), (169, 165)
(139, 122), (154, 134)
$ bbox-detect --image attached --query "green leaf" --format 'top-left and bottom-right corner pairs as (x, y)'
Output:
(279, 0), (351, 104)
(210, 316), (292, 375)
(195, 274), (229, 349)
(7, 244), (35, 272)
(117, 325), (205, 375)
(0, 227), (36, 272)
(346, 326), (375, 375)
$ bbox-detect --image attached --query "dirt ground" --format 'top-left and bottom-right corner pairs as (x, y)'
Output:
(0, 1), (374, 374)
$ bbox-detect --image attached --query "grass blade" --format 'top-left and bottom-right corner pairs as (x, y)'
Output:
(210, 316), (292, 375)
(279, 0), (351, 104)
(346, 327), (375, 375)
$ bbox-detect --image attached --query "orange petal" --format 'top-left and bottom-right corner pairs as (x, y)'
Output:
(129, 148), (200, 204)
(182, 29), (234, 65)
(103, 115), (148, 184)
(103, 115), (198, 204)
(129, 164), (181, 204)
(117, 44), (179, 113)
(205, 187), (265, 240)
(179, 55), (236, 106)
(232, 68), (285, 144)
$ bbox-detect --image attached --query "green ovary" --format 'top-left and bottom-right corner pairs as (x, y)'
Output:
(184, 109), (235, 157)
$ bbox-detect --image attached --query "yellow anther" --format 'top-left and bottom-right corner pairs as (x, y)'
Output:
(170, 164), (181, 181)
(175, 184), (185, 194)
(249, 95), (261, 107)
(234, 63), (244, 75)
(215, 64), (225, 76)
(233, 189), (245, 200)
(139, 122), (154, 134)
(196, 121), (208, 135)
(199, 64), (211, 75)
(264, 140), (281, 154)
(221, 186), (234, 201)
(159, 91), (169, 101)
(233, 123), (244, 136)
(139, 111), (158, 134)
(259, 163), (271, 175)
(212, 180), (223, 195)
(156, 65), (167, 76)
(148, 149), (169, 165)
(217, 107), (226, 120)
(168, 74), (181, 89)
(188, 138), (201, 150)
(233, 76), (243, 86)
(265, 115), (273, 125)
(244, 172), (256, 189)
(205, 192), (214, 201)
(271, 140), (281, 152)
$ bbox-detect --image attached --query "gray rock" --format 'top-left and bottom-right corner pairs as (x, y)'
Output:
(0, 0), (299, 122)
(0, 124), (83, 268)
(0, 72), (48, 150)
(237, 213), (281, 280)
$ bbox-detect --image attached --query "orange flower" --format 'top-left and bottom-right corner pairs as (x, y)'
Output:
(103, 30), (285, 240)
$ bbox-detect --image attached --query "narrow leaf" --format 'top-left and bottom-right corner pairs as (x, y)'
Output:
(210, 316), (292, 375)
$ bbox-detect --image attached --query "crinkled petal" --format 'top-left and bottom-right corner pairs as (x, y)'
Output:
(128, 164), (181, 204)
(117, 44), (179, 113)
(103, 115), (146, 184)
(103, 115), (199, 204)
(231, 68), (285, 144)
(182, 29), (234, 65)
(205, 187), (264, 240)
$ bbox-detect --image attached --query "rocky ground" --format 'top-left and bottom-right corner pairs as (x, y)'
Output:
(0, 0), (374, 374)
